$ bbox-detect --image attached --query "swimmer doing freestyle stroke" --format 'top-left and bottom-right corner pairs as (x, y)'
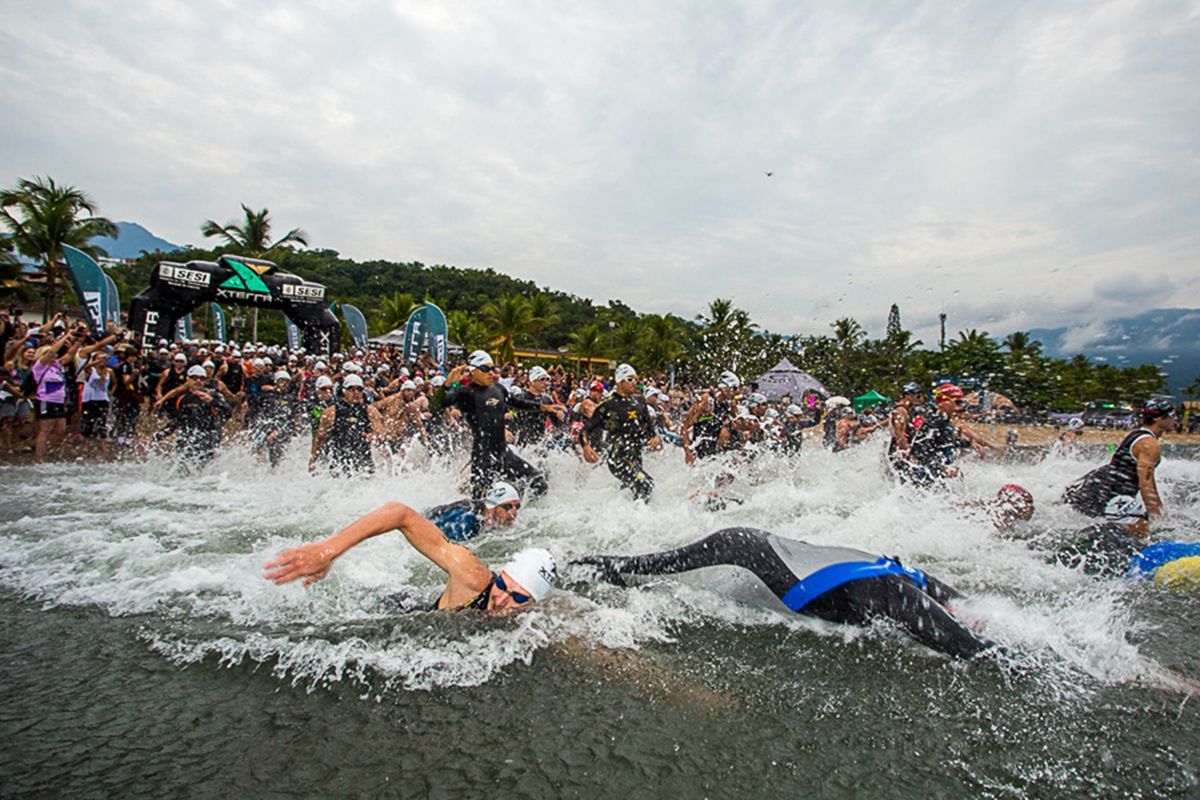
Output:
(263, 497), (556, 612)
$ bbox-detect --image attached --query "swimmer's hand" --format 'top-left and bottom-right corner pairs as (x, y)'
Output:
(264, 542), (340, 586)
(581, 443), (600, 464)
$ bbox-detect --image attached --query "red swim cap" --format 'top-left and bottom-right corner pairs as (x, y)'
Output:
(934, 383), (965, 402)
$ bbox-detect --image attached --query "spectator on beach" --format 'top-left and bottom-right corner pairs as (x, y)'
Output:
(32, 325), (84, 458)
(78, 349), (113, 454)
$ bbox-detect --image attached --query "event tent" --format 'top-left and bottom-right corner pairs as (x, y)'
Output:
(853, 390), (891, 412)
(754, 358), (828, 402)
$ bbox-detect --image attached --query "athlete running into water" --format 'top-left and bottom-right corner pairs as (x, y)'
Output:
(432, 350), (565, 500)
(572, 527), (997, 659)
(264, 499), (555, 612)
(580, 363), (662, 500)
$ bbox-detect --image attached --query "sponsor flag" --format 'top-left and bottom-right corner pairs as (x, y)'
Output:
(176, 314), (192, 341)
(102, 271), (121, 330)
(402, 305), (427, 363)
(423, 302), (448, 364)
(341, 304), (368, 350)
(211, 304), (227, 343)
(285, 316), (301, 351)
(61, 244), (108, 335)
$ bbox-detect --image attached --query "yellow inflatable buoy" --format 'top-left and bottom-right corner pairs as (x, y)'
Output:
(1152, 556), (1200, 590)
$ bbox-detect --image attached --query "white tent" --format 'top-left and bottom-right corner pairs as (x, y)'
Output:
(368, 327), (464, 356)
(754, 358), (828, 402)
(369, 327), (406, 346)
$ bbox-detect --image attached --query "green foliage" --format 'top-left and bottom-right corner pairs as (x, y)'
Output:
(480, 293), (534, 364)
(1, 175), (118, 318)
(115, 238), (1171, 408)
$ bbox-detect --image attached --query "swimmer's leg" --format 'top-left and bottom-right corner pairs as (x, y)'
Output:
(571, 527), (797, 596)
(802, 575), (994, 660)
(502, 447), (549, 499)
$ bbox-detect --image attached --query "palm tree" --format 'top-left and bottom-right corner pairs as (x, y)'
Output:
(696, 298), (735, 334)
(480, 293), (533, 364)
(1, 176), (118, 320)
(612, 319), (643, 365)
(447, 310), (491, 354)
(201, 204), (308, 340)
(568, 324), (603, 374)
(639, 313), (688, 373)
(527, 292), (560, 351)
(200, 204), (308, 257)
(376, 291), (418, 333)
(1002, 331), (1042, 359)
(831, 317), (866, 351)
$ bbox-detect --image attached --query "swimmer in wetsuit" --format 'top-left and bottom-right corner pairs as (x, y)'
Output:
(581, 363), (662, 500)
(424, 482), (523, 543)
(571, 527), (996, 660)
(1062, 397), (1177, 527)
(263, 499), (556, 612)
(433, 350), (566, 500)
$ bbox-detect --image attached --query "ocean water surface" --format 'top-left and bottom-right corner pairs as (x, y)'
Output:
(2, 438), (1199, 797)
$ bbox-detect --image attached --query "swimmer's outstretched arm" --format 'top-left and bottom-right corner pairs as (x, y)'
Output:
(263, 503), (492, 598)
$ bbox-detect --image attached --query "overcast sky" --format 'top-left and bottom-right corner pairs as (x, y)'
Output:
(3, 0), (1198, 344)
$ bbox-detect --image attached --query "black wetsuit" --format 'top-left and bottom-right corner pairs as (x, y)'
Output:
(904, 412), (956, 486)
(509, 387), (555, 447)
(1062, 429), (1156, 517)
(582, 393), (658, 501)
(259, 391), (300, 467)
(572, 527), (994, 660)
(434, 574), (495, 611)
(435, 381), (548, 499)
(174, 391), (222, 469)
(1054, 523), (1143, 578)
(690, 398), (731, 459)
(822, 412), (838, 450)
(327, 400), (374, 475)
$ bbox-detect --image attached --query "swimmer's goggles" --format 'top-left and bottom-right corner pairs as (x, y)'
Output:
(495, 573), (532, 604)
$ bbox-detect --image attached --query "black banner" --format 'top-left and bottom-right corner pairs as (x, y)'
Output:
(128, 255), (340, 356)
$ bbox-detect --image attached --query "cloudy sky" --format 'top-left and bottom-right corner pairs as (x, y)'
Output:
(3, 0), (1198, 344)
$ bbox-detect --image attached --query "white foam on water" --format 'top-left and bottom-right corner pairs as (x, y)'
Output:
(1, 433), (1198, 691)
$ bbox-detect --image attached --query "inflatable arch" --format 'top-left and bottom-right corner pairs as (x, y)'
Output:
(128, 255), (340, 355)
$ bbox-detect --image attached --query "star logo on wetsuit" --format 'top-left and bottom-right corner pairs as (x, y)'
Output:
(627, 410), (638, 420)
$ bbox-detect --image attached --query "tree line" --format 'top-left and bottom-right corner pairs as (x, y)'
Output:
(1, 178), (1178, 411)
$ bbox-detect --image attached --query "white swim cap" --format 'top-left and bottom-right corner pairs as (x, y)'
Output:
(786, 404), (803, 416)
(186, 365), (206, 378)
(484, 481), (521, 509)
(615, 363), (637, 383)
(274, 370), (290, 381)
(468, 350), (494, 369)
(401, 380), (416, 391)
(500, 547), (556, 601)
(718, 370), (740, 388)
(343, 374), (364, 388)
(430, 375), (446, 387)
(315, 375), (334, 389)
(1068, 417), (1084, 431)
(528, 366), (549, 382)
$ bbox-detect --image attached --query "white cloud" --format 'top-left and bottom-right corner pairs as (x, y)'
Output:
(2, 0), (1198, 341)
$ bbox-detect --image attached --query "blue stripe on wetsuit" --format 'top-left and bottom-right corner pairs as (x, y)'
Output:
(779, 557), (928, 612)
